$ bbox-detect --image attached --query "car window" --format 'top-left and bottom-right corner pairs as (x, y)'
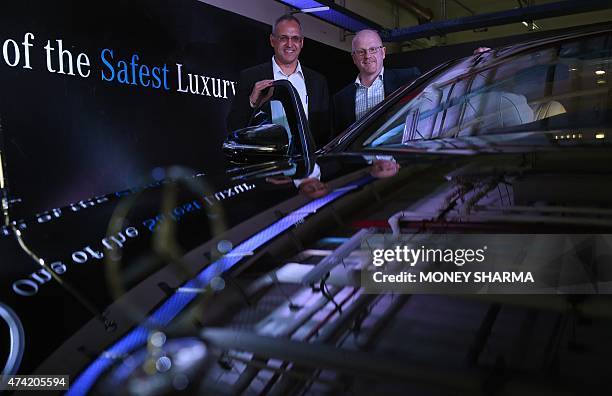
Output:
(362, 32), (612, 149)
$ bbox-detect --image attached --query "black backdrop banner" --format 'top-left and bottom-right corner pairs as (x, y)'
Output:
(0, 0), (353, 375)
(0, 0), (353, 218)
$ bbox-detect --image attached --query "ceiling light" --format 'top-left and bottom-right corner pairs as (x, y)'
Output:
(595, 70), (606, 75)
(274, 0), (383, 32)
(301, 6), (330, 13)
(596, 133), (605, 139)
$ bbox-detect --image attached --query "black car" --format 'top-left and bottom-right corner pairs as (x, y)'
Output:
(3, 23), (612, 395)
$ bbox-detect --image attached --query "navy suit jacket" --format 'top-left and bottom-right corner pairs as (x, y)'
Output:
(226, 61), (331, 148)
(332, 67), (420, 136)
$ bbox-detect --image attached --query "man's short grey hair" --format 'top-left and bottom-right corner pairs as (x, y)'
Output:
(352, 29), (383, 51)
(272, 14), (303, 36)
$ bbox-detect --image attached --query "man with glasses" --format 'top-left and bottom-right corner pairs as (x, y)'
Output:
(333, 29), (420, 136)
(226, 14), (330, 148)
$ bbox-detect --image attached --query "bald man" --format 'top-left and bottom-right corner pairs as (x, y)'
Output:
(332, 29), (420, 136)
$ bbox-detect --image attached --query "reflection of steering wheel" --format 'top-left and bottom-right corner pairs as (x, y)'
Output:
(0, 303), (25, 375)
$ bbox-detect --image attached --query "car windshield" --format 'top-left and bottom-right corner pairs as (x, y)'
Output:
(361, 31), (612, 149)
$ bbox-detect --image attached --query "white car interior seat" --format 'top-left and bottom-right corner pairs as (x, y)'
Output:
(531, 100), (567, 120)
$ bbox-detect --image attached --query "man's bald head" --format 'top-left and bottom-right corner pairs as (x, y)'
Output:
(351, 29), (383, 52)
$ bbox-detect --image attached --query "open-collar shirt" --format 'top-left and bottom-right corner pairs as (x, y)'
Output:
(355, 67), (385, 120)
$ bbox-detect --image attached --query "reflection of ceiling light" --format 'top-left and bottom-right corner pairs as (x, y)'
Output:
(596, 133), (605, 139)
(597, 79), (607, 85)
(301, 6), (330, 13)
(595, 70), (606, 75)
(521, 21), (540, 30)
(569, 67), (577, 71)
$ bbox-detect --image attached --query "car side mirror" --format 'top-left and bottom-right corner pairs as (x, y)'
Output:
(223, 80), (315, 178)
(222, 123), (289, 165)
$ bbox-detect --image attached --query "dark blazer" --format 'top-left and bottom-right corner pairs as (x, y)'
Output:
(226, 61), (331, 148)
(332, 67), (421, 136)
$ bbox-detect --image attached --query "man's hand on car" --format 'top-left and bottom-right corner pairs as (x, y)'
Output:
(249, 80), (275, 108)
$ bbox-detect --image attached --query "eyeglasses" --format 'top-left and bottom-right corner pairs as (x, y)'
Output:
(352, 46), (384, 57)
(274, 35), (303, 44)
